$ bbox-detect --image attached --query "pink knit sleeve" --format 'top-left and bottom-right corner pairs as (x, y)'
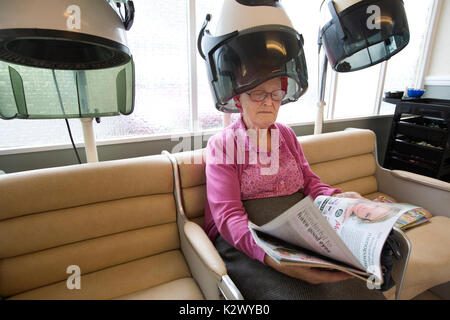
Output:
(205, 136), (267, 264)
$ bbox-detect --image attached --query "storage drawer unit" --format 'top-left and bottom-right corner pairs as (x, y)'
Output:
(383, 98), (450, 182)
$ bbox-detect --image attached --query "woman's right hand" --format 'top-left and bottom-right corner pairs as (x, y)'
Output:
(264, 255), (353, 284)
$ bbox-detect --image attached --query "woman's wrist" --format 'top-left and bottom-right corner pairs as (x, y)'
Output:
(264, 254), (280, 270)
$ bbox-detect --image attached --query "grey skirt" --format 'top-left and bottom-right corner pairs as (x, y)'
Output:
(213, 190), (386, 300)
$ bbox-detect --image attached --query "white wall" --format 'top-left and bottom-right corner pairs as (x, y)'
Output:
(427, 0), (450, 80)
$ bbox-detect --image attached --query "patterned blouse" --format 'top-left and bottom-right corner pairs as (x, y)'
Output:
(204, 115), (341, 263)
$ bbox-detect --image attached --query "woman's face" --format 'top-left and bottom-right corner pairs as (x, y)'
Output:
(236, 78), (283, 130)
(351, 203), (393, 221)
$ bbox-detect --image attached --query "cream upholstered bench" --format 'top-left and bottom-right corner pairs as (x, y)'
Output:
(171, 128), (450, 300)
(0, 154), (237, 300)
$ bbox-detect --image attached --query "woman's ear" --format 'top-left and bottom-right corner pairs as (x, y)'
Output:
(233, 95), (242, 110)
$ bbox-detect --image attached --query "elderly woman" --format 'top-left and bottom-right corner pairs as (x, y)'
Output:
(203, 77), (385, 300)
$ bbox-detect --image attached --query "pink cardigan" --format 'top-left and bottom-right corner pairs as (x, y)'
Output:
(204, 117), (341, 264)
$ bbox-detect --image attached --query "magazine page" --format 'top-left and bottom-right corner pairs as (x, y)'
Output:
(249, 196), (365, 271)
(314, 196), (417, 282)
(249, 224), (371, 279)
(395, 208), (429, 230)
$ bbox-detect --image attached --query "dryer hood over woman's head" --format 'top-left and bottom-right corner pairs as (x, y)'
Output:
(198, 0), (309, 112)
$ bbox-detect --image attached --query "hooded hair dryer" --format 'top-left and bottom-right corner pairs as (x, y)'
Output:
(198, 0), (308, 113)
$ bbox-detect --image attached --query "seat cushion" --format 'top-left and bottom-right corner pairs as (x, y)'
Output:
(363, 192), (397, 202)
(113, 277), (204, 300)
(8, 250), (192, 300)
(383, 216), (450, 300)
(412, 290), (441, 300)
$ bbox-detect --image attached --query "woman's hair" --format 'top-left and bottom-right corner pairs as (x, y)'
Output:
(233, 76), (288, 110)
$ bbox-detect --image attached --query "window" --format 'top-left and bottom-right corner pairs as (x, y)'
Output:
(332, 66), (381, 119)
(274, 0), (321, 125)
(0, 0), (192, 150)
(380, 0), (434, 114)
(0, 0), (438, 151)
(196, 0), (228, 131)
(124, 0), (191, 135)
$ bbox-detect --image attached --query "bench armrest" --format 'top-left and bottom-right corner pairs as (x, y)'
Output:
(391, 170), (450, 192)
(376, 166), (450, 218)
(184, 221), (227, 279)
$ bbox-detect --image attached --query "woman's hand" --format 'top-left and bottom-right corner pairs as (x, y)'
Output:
(333, 191), (364, 199)
(264, 255), (353, 284)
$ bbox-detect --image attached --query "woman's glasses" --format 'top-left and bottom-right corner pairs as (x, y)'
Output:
(246, 89), (286, 102)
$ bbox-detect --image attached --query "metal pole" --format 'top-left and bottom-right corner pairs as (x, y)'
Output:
(80, 118), (99, 163)
(315, 50), (328, 135)
(187, 0), (199, 133)
(374, 61), (388, 115)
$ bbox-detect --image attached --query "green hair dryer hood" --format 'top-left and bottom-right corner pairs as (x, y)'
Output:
(0, 0), (135, 119)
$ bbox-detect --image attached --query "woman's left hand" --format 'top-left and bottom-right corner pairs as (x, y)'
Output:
(333, 191), (364, 199)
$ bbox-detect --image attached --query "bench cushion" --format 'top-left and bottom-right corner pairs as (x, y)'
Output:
(114, 278), (204, 300)
(8, 250), (192, 300)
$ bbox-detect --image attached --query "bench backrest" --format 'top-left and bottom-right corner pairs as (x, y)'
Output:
(174, 128), (379, 228)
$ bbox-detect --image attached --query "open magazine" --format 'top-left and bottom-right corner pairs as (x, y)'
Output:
(372, 196), (430, 231)
(248, 196), (418, 286)
(395, 208), (430, 230)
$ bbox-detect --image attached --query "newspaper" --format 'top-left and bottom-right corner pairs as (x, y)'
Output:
(248, 196), (417, 284)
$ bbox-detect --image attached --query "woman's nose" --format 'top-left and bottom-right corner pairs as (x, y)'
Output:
(262, 93), (274, 104)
